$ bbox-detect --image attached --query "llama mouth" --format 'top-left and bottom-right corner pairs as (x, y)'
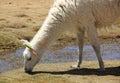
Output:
(24, 68), (32, 74)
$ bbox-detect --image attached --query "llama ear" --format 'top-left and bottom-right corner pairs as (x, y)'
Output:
(20, 39), (37, 55)
(20, 39), (33, 49)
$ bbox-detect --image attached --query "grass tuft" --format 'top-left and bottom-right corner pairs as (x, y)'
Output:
(0, 31), (21, 50)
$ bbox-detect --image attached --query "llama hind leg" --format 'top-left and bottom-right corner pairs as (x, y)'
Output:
(71, 30), (85, 68)
(87, 26), (105, 71)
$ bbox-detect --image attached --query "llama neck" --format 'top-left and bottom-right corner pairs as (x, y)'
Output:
(29, 0), (76, 54)
(30, 17), (65, 54)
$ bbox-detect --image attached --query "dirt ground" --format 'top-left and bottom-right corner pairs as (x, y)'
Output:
(0, 0), (120, 83)
(0, 60), (120, 83)
(0, 0), (53, 38)
(0, 0), (53, 51)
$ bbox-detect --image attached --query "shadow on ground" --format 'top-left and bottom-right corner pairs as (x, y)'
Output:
(31, 66), (120, 76)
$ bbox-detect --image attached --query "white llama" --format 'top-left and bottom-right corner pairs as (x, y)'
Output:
(22, 0), (120, 73)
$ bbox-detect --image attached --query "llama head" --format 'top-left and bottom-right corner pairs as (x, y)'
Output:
(21, 40), (40, 74)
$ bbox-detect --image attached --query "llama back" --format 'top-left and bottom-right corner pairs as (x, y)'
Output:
(51, 0), (120, 28)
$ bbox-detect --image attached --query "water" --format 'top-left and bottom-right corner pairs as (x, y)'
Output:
(0, 43), (120, 73)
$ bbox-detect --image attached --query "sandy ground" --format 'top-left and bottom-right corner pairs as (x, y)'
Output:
(0, 60), (120, 83)
(0, 0), (120, 83)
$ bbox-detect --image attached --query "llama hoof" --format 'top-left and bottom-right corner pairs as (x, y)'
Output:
(70, 65), (80, 69)
(99, 68), (105, 72)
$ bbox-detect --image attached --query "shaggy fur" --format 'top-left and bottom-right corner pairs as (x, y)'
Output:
(22, 0), (120, 73)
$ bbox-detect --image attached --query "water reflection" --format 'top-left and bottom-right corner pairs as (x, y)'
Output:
(0, 60), (11, 73)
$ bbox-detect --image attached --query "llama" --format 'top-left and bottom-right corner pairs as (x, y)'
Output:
(22, 0), (120, 73)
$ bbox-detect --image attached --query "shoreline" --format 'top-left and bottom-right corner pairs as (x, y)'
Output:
(0, 35), (120, 53)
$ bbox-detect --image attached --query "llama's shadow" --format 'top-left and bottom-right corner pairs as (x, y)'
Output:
(30, 66), (120, 76)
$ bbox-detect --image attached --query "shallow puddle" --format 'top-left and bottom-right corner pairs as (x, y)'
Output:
(0, 43), (120, 73)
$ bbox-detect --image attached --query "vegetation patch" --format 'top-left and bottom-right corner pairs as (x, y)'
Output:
(0, 31), (21, 50)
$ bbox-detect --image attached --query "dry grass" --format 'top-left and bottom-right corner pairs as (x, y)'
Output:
(0, 60), (119, 83)
(0, 0), (53, 49)
(0, 31), (21, 50)
(32, 26), (40, 32)
(0, 0), (53, 31)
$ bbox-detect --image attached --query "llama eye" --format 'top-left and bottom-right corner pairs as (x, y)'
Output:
(27, 57), (32, 61)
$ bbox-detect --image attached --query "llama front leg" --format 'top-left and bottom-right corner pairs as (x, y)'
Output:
(71, 29), (85, 68)
(87, 26), (105, 71)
